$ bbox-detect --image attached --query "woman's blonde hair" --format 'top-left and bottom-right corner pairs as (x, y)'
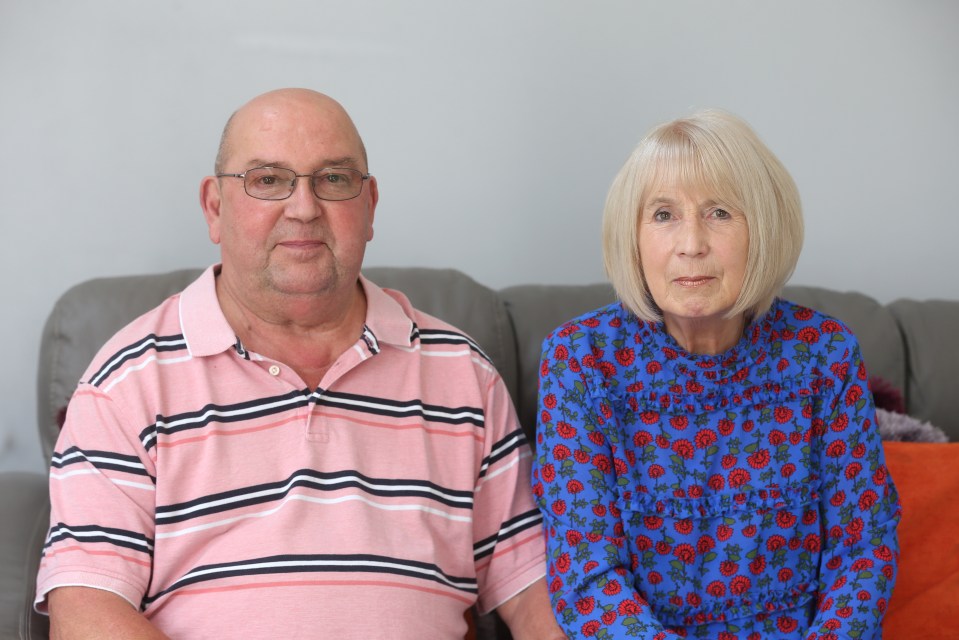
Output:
(602, 109), (803, 322)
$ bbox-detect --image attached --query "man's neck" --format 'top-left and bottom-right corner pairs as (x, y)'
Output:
(215, 274), (368, 389)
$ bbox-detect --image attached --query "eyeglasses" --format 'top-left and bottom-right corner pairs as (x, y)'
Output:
(216, 166), (371, 201)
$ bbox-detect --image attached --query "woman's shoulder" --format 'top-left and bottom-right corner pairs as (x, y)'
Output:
(544, 301), (637, 343)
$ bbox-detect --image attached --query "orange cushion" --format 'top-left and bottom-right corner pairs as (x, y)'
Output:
(881, 441), (959, 637)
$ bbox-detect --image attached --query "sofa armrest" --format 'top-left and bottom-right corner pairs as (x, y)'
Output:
(0, 472), (51, 640)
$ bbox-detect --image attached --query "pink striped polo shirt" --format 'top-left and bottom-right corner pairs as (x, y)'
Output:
(36, 265), (545, 639)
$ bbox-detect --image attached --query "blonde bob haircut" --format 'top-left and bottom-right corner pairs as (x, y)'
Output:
(602, 109), (804, 323)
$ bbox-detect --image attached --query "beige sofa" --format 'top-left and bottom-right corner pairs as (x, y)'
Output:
(2, 267), (957, 638)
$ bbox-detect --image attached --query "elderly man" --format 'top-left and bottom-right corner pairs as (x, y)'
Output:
(36, 89), (562, 639)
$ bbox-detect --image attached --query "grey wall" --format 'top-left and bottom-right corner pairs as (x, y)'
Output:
(2, 0), (957, 473)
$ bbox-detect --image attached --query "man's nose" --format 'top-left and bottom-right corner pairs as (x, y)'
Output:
(283, 177), (324, 220)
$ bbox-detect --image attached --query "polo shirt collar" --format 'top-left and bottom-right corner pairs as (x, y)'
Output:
(179, 265), (416, 357)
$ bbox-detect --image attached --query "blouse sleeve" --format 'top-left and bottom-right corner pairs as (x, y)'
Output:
(532, 330), (680, 638)
(803, 341), (900, 639)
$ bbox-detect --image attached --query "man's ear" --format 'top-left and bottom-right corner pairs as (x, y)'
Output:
(365, 175), (379, 242)
(199, 176), (223, 245)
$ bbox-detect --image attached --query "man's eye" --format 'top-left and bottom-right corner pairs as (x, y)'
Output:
(258, 175), (278, 186)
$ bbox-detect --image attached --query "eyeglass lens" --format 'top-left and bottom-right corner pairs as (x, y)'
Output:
(244, 167), (364, 201)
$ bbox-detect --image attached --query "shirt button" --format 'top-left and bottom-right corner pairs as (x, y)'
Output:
(268, 365), (281, 376)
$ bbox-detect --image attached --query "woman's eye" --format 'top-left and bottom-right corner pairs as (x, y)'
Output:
(653, 210), (671, 222)
(713, 208), (731, 219)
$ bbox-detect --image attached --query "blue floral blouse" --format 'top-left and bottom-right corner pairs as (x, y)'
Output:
(532, 298), (900, 639)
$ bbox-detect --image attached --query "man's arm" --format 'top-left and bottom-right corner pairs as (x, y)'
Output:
(48, 587), (170, 640)
(495, 578), (567, 640)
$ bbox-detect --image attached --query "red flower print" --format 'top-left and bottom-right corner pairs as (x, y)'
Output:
(768, 429), (787, 445)
(821, 319), (843, 333)
(742, 524), (757, 538)
(541, 410), (552, 424)
(640, 410), (660, 424)
(826, 441), (846, 458)
(708, 474), (726, 491)
(553, 344), (569, 360)
(556, 422), (576, 439)
(634, 534), (653, 551)
(775, 511), (797, 528)
(644, 516), (664, 530)
(648, 464), (666, 479)
(686, 380), (704, 393)
(670, 415), (689, 430)
(778, 567), (793, 582)
(556, 552), (571, 573)
(543, 393), (557, 409)
(663, 347), (678, 360)
(600, 580), (622, 597)
(588, 430), (606, 446)
(566, 530), (583, 546)
(541, 463), (556, 483)
(618, 599), (641, 616)
(774, 406), (794, 423)
(592, 505), (607, 517)
(647, 571), (663, 585)
(553, 444), (572, 460)
(558, 324), (579, 337)
(674, 544), (696, 564)
(873, 465), (888, 486)
(767, 535), (787, 551)
(706, 580), (726, 597)
(749, 555), (766, 574)
(846, 517), (864, 535)
(845, 461), (862, 479)
(633, 430), (653, 447)
(655, 541), (672, 555)
(567, 479), (584, 494)
(626, 381), (644, 392)
(721, 454), (737, 469)
(720, 561), (739, 576)
(852, 442), (866, 458)
(582, 318), (600, 328)
(777, 357), (789, 372)
(646, 360), (662, 374)
(717, 524), (734, 541)
(798, 327), (820, 344)
(574, 449), (590, 463)
(697, 535), (716, 553)
(580, 620), (600, 637)
(851, 558), (874, 572)
(614, 348), (635, 367)
(830, 490), (846, 507)
(803, 533), (821, 552)
(614, 458), (628, 475)
(837, 606), (853, 618)
(729, 575), (751, 595)
(831, 413), (849, 432)
(728, 468), (751, 488)
(549, 576), (563, 593)
(874, 544), (894, 561)
(540, 360), (550, 378)
(601, 610), (618, 625)
(781, 463), (796, 478)
(568, 358), (581, 372)
(845, 384), (863, 406)
(802, 509), (818, 525)
(593, 454), (612, 473)
(672, 439), (695, 459)
(598, 361), (617, 378)
(747, 448), (770, 469)
(551, 499), (566, 515)
(776, 616), (799, 633)
(859, 489), (878, 511)
(674, 519), (694, 535)
(794, 307), (814, 320)
(695, 429), (718, 449)
(584, 560), (599, 573)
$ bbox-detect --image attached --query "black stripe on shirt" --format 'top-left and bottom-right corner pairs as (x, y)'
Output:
(473, 508), (543, 561)
(88, 334), (188, 387)
(477, 429), (529, 480)
(51, 447), (154, 481)
(43, 523), (154, 556)
(154, 468), (474, 525)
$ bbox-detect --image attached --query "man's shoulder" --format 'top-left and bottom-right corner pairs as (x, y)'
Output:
(80, 290), (187, 386)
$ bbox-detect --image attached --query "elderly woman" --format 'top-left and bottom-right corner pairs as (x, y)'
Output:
(532, 111), (899, 639)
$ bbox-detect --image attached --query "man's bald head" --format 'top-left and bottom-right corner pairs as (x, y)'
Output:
(213, 89), (368, 174)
